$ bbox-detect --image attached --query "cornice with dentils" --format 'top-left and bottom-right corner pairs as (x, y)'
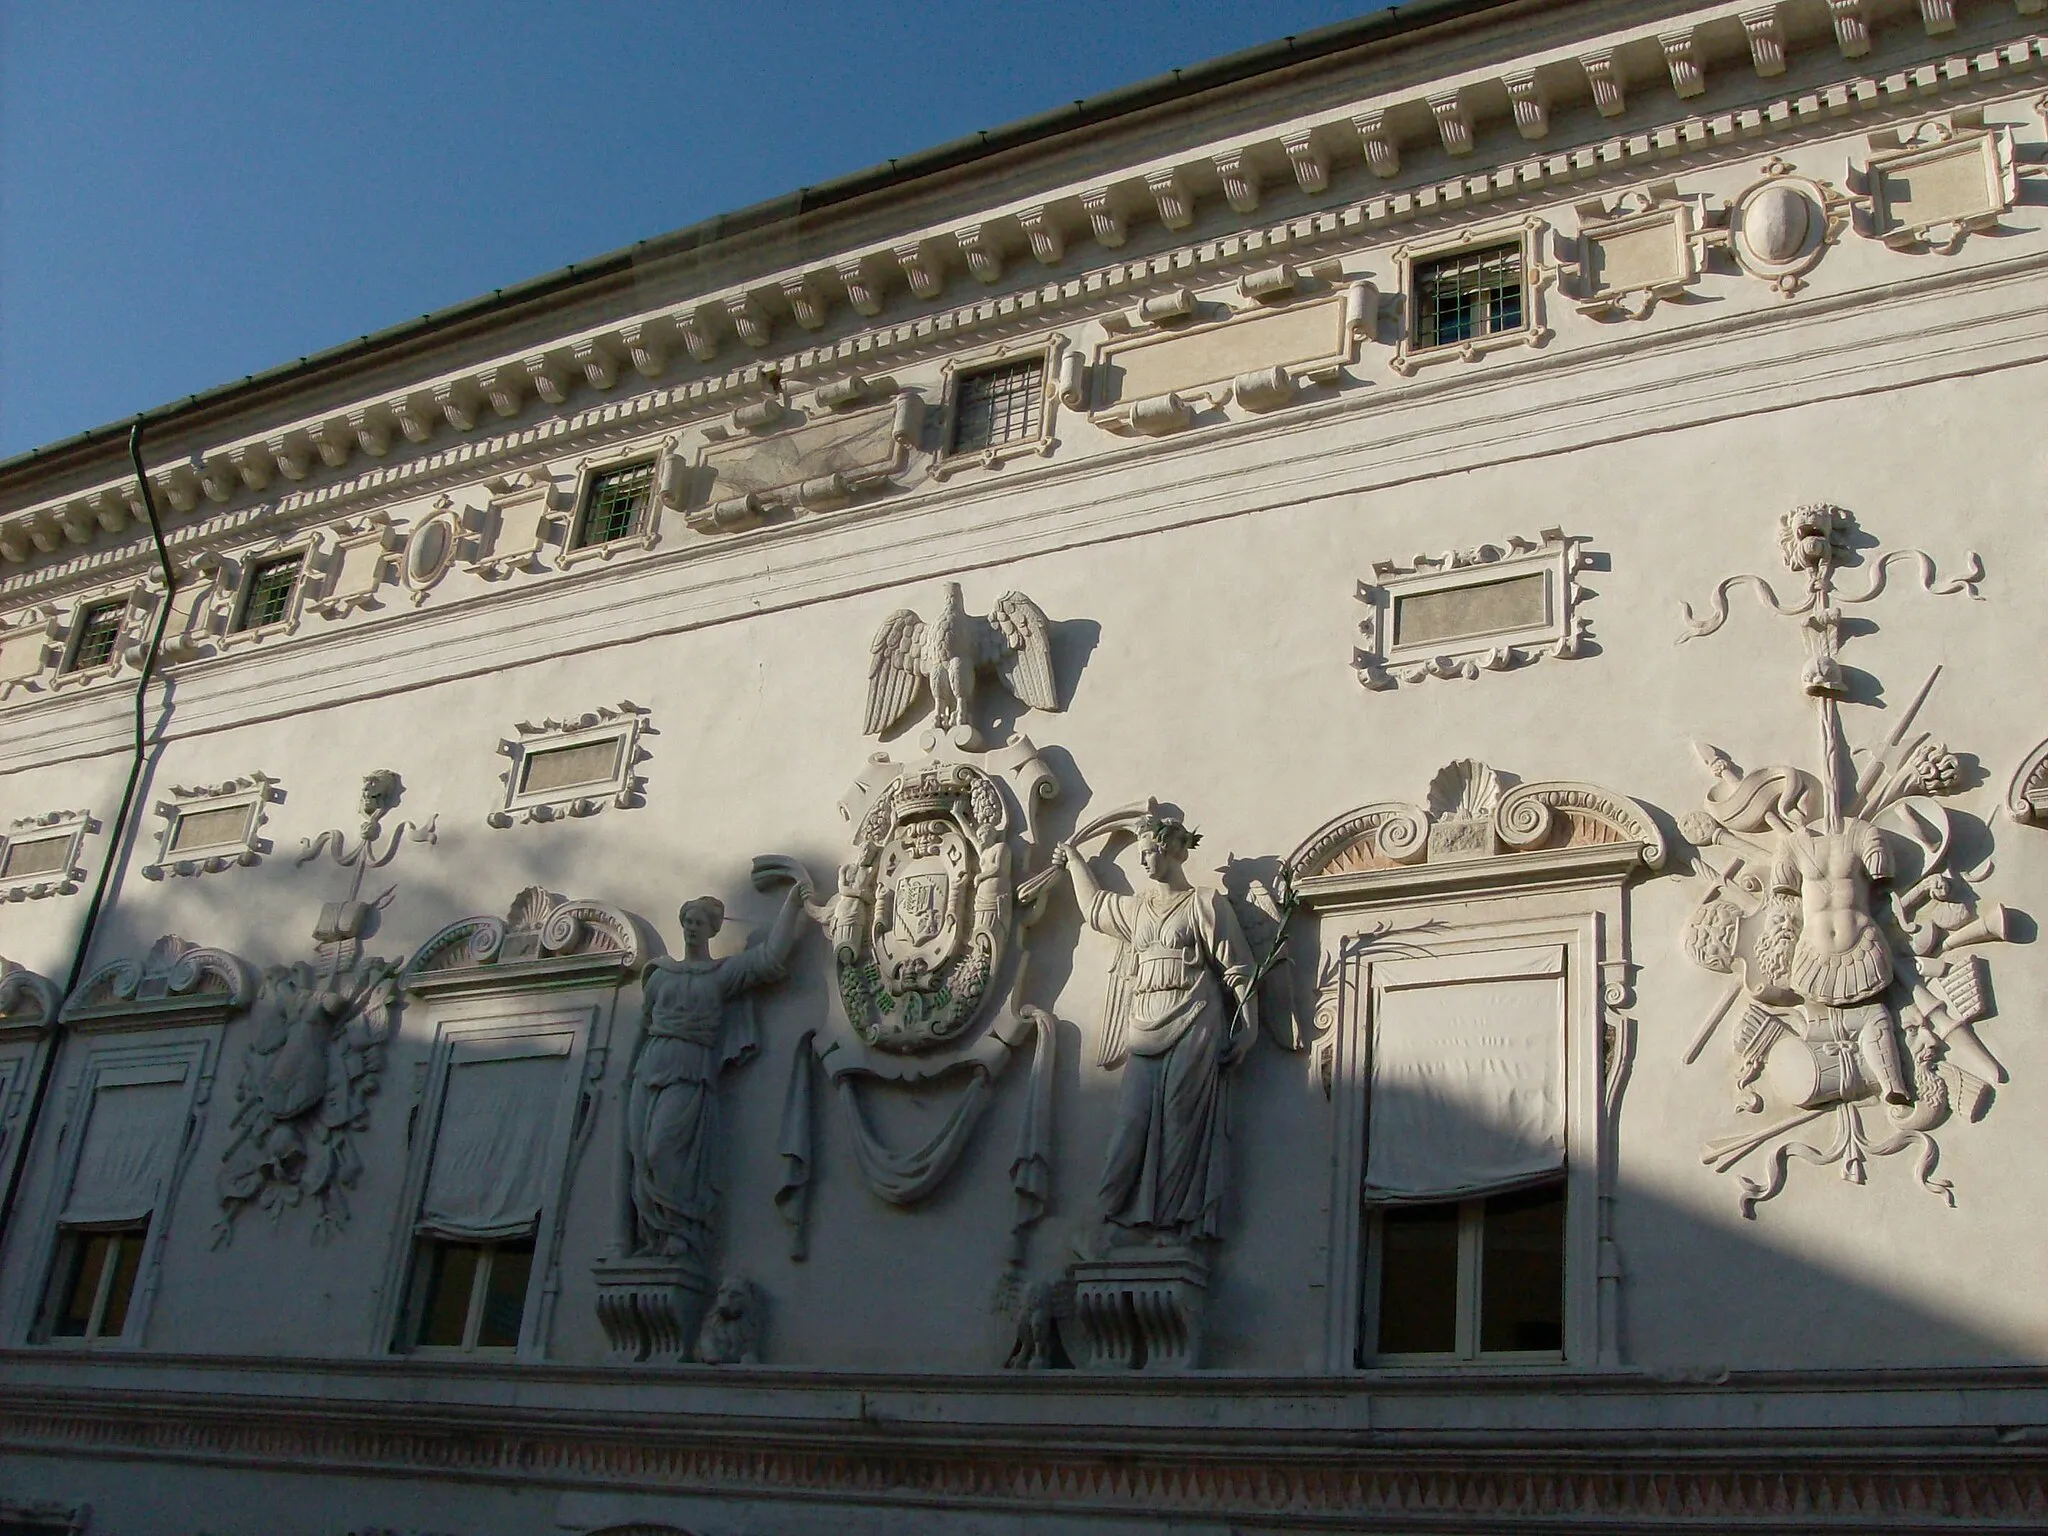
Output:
(0, 0), (2037, 576)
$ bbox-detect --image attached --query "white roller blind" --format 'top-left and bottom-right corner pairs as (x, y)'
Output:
(1365, 946), (1566, 1202)
(63, 1074), (189, 1225)
(418, 1036), (570, 1241)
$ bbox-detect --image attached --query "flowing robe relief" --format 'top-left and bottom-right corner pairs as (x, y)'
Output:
(1082, 885), (1255, 1241)
(626, 945), (784, 1263)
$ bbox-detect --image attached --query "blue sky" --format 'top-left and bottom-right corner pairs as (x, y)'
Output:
(0, 2), (1389, 460)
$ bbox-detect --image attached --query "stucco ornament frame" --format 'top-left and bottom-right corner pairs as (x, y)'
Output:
(397, 494), (482, 605)
(0, 601), (58, 701)
(1, 809), (98, 901)
(1290, 758), (1663, 1371)
(1388, 215), (1554, 376)
(142, 774), (280, 881)
(1569, 183), (1712, 321)
(774, 730), (1062, 1272)
(687, 391), (922, 534)
(0, 959), (63, 1205)
(1354, 529), (1590, 690)
(928, 337), (1069, 480)
(393, 888), (640, 1361)
(1851, 113), (2021, 254)
(45, 583), (152, 694)
(1721, 158), (1854, 297)
(555, 441), (674, 570)
(1675, 504), (2011, 1217)
(2006, 737), (2048, 825)
(61, 935), (259, 1029)
(211, 529), (323, 652)
(489, 701), (653, 827)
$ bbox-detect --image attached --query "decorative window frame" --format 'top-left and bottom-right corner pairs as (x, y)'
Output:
(2008, 736), (2048, 826)
(1853, 116), (2019, 254)
(1390, 216), (1553, 376)
(142, 774), (280, 880)
(16, 1034), (217, 1348)
(555, 442), (673, 571)
(1568, 184), (1707, 321)
(1, 809), (99, 901)
(1289, 761), (1663, 1373)
(48, 584), (151, 692)
(214, 532), (321, 651)
(0, 959), (63, 1219)
(0, 603), (59, 702)
(1354, 529), (1589, 691)
(302, 511), (399, 621)
(373, 988), (613, 1361)
(399, 494), (483, 606)
(488, 702), (653, 828)
(929, 337), (1067, 480)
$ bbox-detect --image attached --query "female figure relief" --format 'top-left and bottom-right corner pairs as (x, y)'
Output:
(624, 879), (810, 1265)
(1055, 814), (1258, 1247)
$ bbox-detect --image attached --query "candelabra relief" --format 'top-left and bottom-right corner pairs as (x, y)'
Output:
(1675, 504), (2018, 1216)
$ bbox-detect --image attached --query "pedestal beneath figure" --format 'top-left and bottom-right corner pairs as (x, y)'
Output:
(592, 1254), (712, 1362)
(1068, 1250), (1209, 1371)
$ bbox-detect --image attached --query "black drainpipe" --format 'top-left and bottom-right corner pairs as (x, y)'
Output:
(0, 418), (178, 1248)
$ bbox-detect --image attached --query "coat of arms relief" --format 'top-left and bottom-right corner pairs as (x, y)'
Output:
(1675, 505), (2020, 1215)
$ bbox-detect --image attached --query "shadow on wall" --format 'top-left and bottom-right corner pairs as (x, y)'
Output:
(14, 777), (2041, 1379)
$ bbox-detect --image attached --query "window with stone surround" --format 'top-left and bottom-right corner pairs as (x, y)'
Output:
(234, 553), (304, 632)
(571, 460), (655, 549)
(62, 600), (125, 674)
(1413, 241), (1525, 350)
(948, 357), (1045, 454)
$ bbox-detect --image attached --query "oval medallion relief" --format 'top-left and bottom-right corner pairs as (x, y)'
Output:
(401, 501), (461, 603)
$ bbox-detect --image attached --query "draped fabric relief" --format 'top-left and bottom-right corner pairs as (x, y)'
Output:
(418, 1039), (570, 1242)
(62, 1077), (190, 1225)
(1365, 947), (1566, 1201)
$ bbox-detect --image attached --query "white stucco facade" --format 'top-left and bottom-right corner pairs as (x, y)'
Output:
(3, 1), (2047, 1529)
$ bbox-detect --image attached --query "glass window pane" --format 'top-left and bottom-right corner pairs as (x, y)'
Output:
(1479, 1183), (1565, 1354)
(574, 462), (654, 548)
(414, 1241), (480, 1348)
(97, 1230), (146, 1339)
(1375, 1202), (1460, 1354)
(475, 1239), (534, 1349)
(51, 1233), (113, 1337)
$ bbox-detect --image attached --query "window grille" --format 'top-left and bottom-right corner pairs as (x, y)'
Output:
(1413, 242), (1526, 350)
(236, 554), (304, 632)
(65, 601), (125, 672)
(573, 461), (655, 549)
(949, 358), (1045, 454)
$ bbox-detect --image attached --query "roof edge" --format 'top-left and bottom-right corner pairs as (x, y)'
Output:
(0, 0), (1523, 483)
